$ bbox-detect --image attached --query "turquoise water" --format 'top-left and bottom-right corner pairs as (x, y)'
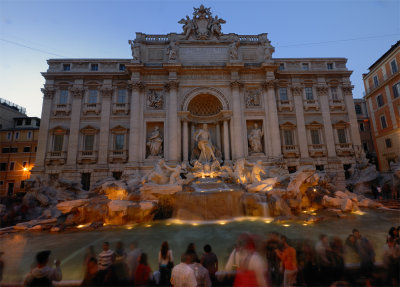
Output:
(1, 208), (399, 282)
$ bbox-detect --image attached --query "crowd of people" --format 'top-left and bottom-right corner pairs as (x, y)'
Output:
(20, 226), (400, 287)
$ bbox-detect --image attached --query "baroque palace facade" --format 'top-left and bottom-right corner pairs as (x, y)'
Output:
(33, 6), (362, 189)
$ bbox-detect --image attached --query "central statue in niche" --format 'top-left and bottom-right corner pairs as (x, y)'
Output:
(194, 123), (217, 163)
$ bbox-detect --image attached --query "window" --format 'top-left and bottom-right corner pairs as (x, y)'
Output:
(301, 63), (309, 70)
(119, 64), (126, 71)
(8, 183), (14, 196)
(22, 161), (27, 168)
(279, 88), (288, 101)
(385, 138), (392, 148)
(27, 131), (32, 139)
(362, 142), (368, 152)
(359, 122), (365, 132)
(331, 87), (338, 100)
(0, 163), (7, 171)
(10, 147), (17, 153)
(9, 162), (14, 171)
(288, 166), (297, 173)
(63, 64), (71, 71)
(25, 119), (31, 125)
(60, 90), (69, 104)
(84, 134), (94, 151)
(327, 63), (333, 70)
(279, 63), (285, 71)
(16, 119), (23, 126)
(91, 64), (98, 71)
(283, 130), (294, 145)
(390, 59), (398, 74)
(355, 104), (362, 114)
(7, 132), (11, 140)
(392, 82), (400, 98)
(117, 89), (127, 103)
(337, 129), (347, 144)
(88, 90), (98, 104)
(376, 94), (384, 107)
(53, 135), (64, 152)
(36, 120), (40, 127)
(81, 173), (91, 191)
(23, 146), (31, 153)
(0, 181), (3, 185)
(305, 87), (313, 100)
(373, 75), (379, 88)
(310, 130), (320, 145)
(115, 134), (125, 150)
(2, 148), (9, 153)
(20, 181), (25, 189)
(113, 171), (122, 180)
(316, 165), (324, 171)
(15, 132), (19, 140)
(380, 115), (387, 129)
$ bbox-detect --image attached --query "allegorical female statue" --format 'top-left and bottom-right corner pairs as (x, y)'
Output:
(147, 126), (163, 157)
(194, 124), (217, 163)
(248, 123), (263, 153)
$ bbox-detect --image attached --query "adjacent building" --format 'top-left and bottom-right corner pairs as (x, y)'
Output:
(354, 98), (376, 164)
(363, 41), (400, 171)
(0, 113), (40, 197)
(32, 6), (363, 190)
(0, 98), (26, 130)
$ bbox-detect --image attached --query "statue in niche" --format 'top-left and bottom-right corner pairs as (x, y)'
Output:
(248, 123), (264, 153)
(229, 41), (239, 60)
(167, 41), (178, 61)
(146, 126), (163, 157)
(147, 90), (164, 110)
(128, 40), (140, 61)
(194, 123), (217, 163)
(178, 16), (195, 39)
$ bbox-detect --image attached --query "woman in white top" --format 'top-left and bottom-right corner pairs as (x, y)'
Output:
(159, 241), (174, 285)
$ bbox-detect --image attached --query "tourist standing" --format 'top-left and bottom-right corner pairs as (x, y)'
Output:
(24, 250), (62, 286)
(190, 258), (211, 287)
(83, 245), (96, 276)
(0, 251), (3, 283)
(171, 253), (197, 287)
(265, 232), (282, 286)
(114, 241), (127, 262)
(126, 241), (141, 281)
(81, 257), (102, 286)
(135, 253), (153, 286)
(200, 244), (218, 284)
(159, 241), (174, 286)
(97, 241), (115, 282)
(275, 235), (297, 287)
(315, 234), (332, 285)
(330, 237), (345, 282)
(353, 229), (375, 286)
(383, 237), (400, 286)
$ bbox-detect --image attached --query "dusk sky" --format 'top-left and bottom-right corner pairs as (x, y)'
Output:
(0, 0), (399, 118)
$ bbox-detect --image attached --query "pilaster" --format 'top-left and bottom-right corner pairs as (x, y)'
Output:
(292, 85), (310, 159)
(166, 80), (179, 163)
(128, 81), (144, 166)
(66, 86), (84, 166)
(230, 81), (245, 159)
(342, 85), (362, 154)
(263, 80), (281, 158)
(97, 86), (113, 165)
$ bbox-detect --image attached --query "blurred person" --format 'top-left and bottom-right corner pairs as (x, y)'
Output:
(114, 241), (127, 262)
(97, 242), (115, 282)
(81, 257), (102, 286)
(315, 234), (332, 285)
(330, 237), (345, 282)
(171, 252), (197, 287)
(135, 253), (153, 286)
(297, 240), (317, 286)
(184, 243), (199, 262)
(226, 233), (268, 287)
(352, 229), (375, 286)
(0, 251), (3, 282)
(159, 241), (174, 286)
(127, 241), (141, 281)
(264, 232), (281, 286)
(388, 227), (398, 240)
(83, 245), (96, 275)
(382, 237), (400, 286)
(190, 255), (211, 287)
(24, 250), (62, 286)
(275, 235), (297, 287)
(200, 244), (218, 285)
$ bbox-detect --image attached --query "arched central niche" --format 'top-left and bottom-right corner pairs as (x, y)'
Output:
(187, 94), (223, 116)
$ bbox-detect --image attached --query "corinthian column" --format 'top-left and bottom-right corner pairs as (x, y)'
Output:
(182, 120), (188, 163)
(263, 80), (281, 158)
(292, 85), (310, 159)
(66, 87), (84, 166)
(128, 82), (144, 165)
(342, 85), (362, 156)
(223, 119), (230, 161)
(316, 85), (336, 157)
(230, 81), (245, 159)
(97, 87), (113, 165)
(34, 87), (55, 171)
(166, 81), (179, 163)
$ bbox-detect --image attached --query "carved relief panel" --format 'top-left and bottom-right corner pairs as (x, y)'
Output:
(245, 89), (262, 108)
(146, 89), (164, 110)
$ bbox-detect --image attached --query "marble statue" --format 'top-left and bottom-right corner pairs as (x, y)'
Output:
(248, 160), (266, 183)
(248, 123), (263, 153)
(209, 15), (226, 38)
(143, 159), (182, 185)
(229, 41), (239, 60)
(128, 40), (140, 61)
(194, 124), (217, 163)
(178, 16), (195, 39)
(167, 41), (178, 61)
(163, 163), (183, 185)
(147, 126), (163, 157)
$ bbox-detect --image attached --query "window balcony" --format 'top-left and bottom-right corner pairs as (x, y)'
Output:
(335, 143), (354, 156)
(308, 144), (327, 157)
(282, 145), (300, 158)
(277, 100), (293, 112)
(303, 99), (319, 111)
(109, 150), (128, 163)
(112, 103), (130, 115)
(329, 99), (345, 111)
(53, 104), (71, 116)
(45, 151), (66, 165)
(78, 150), (98, 164)
(83, 103), (101, 115)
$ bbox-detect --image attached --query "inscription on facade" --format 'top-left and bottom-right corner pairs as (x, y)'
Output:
(180, 47), (228, 62)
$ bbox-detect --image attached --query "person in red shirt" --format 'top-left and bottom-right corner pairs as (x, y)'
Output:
(275, 235), (297, 287)
(135, 253), (152, 286)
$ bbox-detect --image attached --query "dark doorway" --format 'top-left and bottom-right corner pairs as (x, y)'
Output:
(7, 182), (14, 196)
(81, 173), (91, 191)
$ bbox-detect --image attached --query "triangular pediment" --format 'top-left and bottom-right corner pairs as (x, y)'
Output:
(111, 125), (128, 133)
(280, 121), (296, 128)
(332, 120), (349, 128)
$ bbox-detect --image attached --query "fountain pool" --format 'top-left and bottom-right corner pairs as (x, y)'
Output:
(1, 208), (398, 282)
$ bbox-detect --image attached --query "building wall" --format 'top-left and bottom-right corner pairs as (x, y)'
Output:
(0, 100), (26, 130)
(363, 41), (400, 171)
